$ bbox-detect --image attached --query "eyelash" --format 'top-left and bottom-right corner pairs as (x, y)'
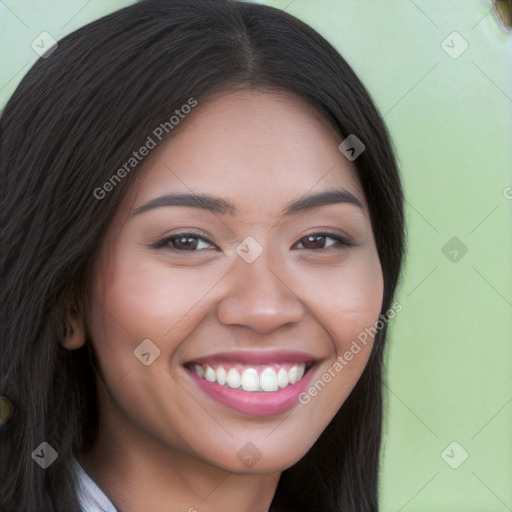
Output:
(150, 231), (359, 253)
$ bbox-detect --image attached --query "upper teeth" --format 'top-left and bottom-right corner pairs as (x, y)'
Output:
(191, 363), (307, 392)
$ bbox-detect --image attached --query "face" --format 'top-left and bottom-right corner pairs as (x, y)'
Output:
(85, 89), (383, 475)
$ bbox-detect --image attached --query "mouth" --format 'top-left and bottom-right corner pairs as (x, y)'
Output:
(186, 361), (313, 392)
(183, 351), (318, 416)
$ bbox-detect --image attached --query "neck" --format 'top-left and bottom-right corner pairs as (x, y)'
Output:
(77, 386), (280, 512)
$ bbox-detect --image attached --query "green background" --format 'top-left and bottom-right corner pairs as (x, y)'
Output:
(1, 1), (511, 510)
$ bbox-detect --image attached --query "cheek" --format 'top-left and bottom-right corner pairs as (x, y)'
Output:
(91, 252), (218, 338)
(85, 252), (218, 436)
(293, 252), (383, 424)
(292, 249), (384, 350)
(86, 249), (226, 382)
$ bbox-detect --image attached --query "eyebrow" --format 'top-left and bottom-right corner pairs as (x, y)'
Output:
(133, 189), (365, 218)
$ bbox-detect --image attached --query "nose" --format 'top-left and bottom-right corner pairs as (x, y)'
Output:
(216, 251), (306, 334)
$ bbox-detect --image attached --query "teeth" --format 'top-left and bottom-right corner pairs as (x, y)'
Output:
(241, 368), (260, 392)
(216, 366), (226, 386)
(288, 366), (298, 384)
(277, 368), (288, 389)
(227, 368), (241, 389)
(204, 366), (216, 382)
(194, 365), (204, 378)
(260, 368), (278, 392)
(191, 363), (308, 392)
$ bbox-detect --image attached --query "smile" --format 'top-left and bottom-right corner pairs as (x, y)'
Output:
(184, 351), (318, 416)
(189, 362), (311, 392)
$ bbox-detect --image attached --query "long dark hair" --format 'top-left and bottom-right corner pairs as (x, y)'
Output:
(0, 1), (405, 510)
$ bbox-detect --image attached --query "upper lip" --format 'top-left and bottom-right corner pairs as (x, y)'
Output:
(184, 350), (319, 366)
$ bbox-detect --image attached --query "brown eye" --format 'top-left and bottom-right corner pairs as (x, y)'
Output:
(299, 234), (333, 250)
(151, 233), (217, 252)
(172, 235), (202, 250)
(294, 233), (357, 250)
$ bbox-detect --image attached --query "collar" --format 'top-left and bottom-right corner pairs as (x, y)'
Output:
(74, 459), (117, 512)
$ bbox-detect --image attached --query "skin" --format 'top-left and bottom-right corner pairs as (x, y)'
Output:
(67, 88), (384, 512)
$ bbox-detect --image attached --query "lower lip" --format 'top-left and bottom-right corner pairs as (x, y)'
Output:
(186, 366), (315, 416)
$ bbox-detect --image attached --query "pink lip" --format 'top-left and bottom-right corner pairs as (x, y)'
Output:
(186, 366), (315, 416)
(183, 350), (319, 416)
(185, 350), (317, 366)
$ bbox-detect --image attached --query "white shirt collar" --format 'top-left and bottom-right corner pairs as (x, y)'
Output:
(73, 458), (277, 511)
(74, 459), (117, 512)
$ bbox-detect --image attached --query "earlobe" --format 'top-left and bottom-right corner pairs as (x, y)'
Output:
(61, 310), (86, 350)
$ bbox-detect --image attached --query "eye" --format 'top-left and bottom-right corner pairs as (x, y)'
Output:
(150, 231), (358, 253)
(150, 232), (218, 252)
(293, 232), (358, 250)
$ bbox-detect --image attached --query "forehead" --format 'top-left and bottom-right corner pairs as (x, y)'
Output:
(127, 89), (365, 216)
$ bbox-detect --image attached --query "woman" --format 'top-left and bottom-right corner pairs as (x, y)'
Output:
(0, 0), (406, 510)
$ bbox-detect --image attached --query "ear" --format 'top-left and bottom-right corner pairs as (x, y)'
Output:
(60, 301), (86, 350)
